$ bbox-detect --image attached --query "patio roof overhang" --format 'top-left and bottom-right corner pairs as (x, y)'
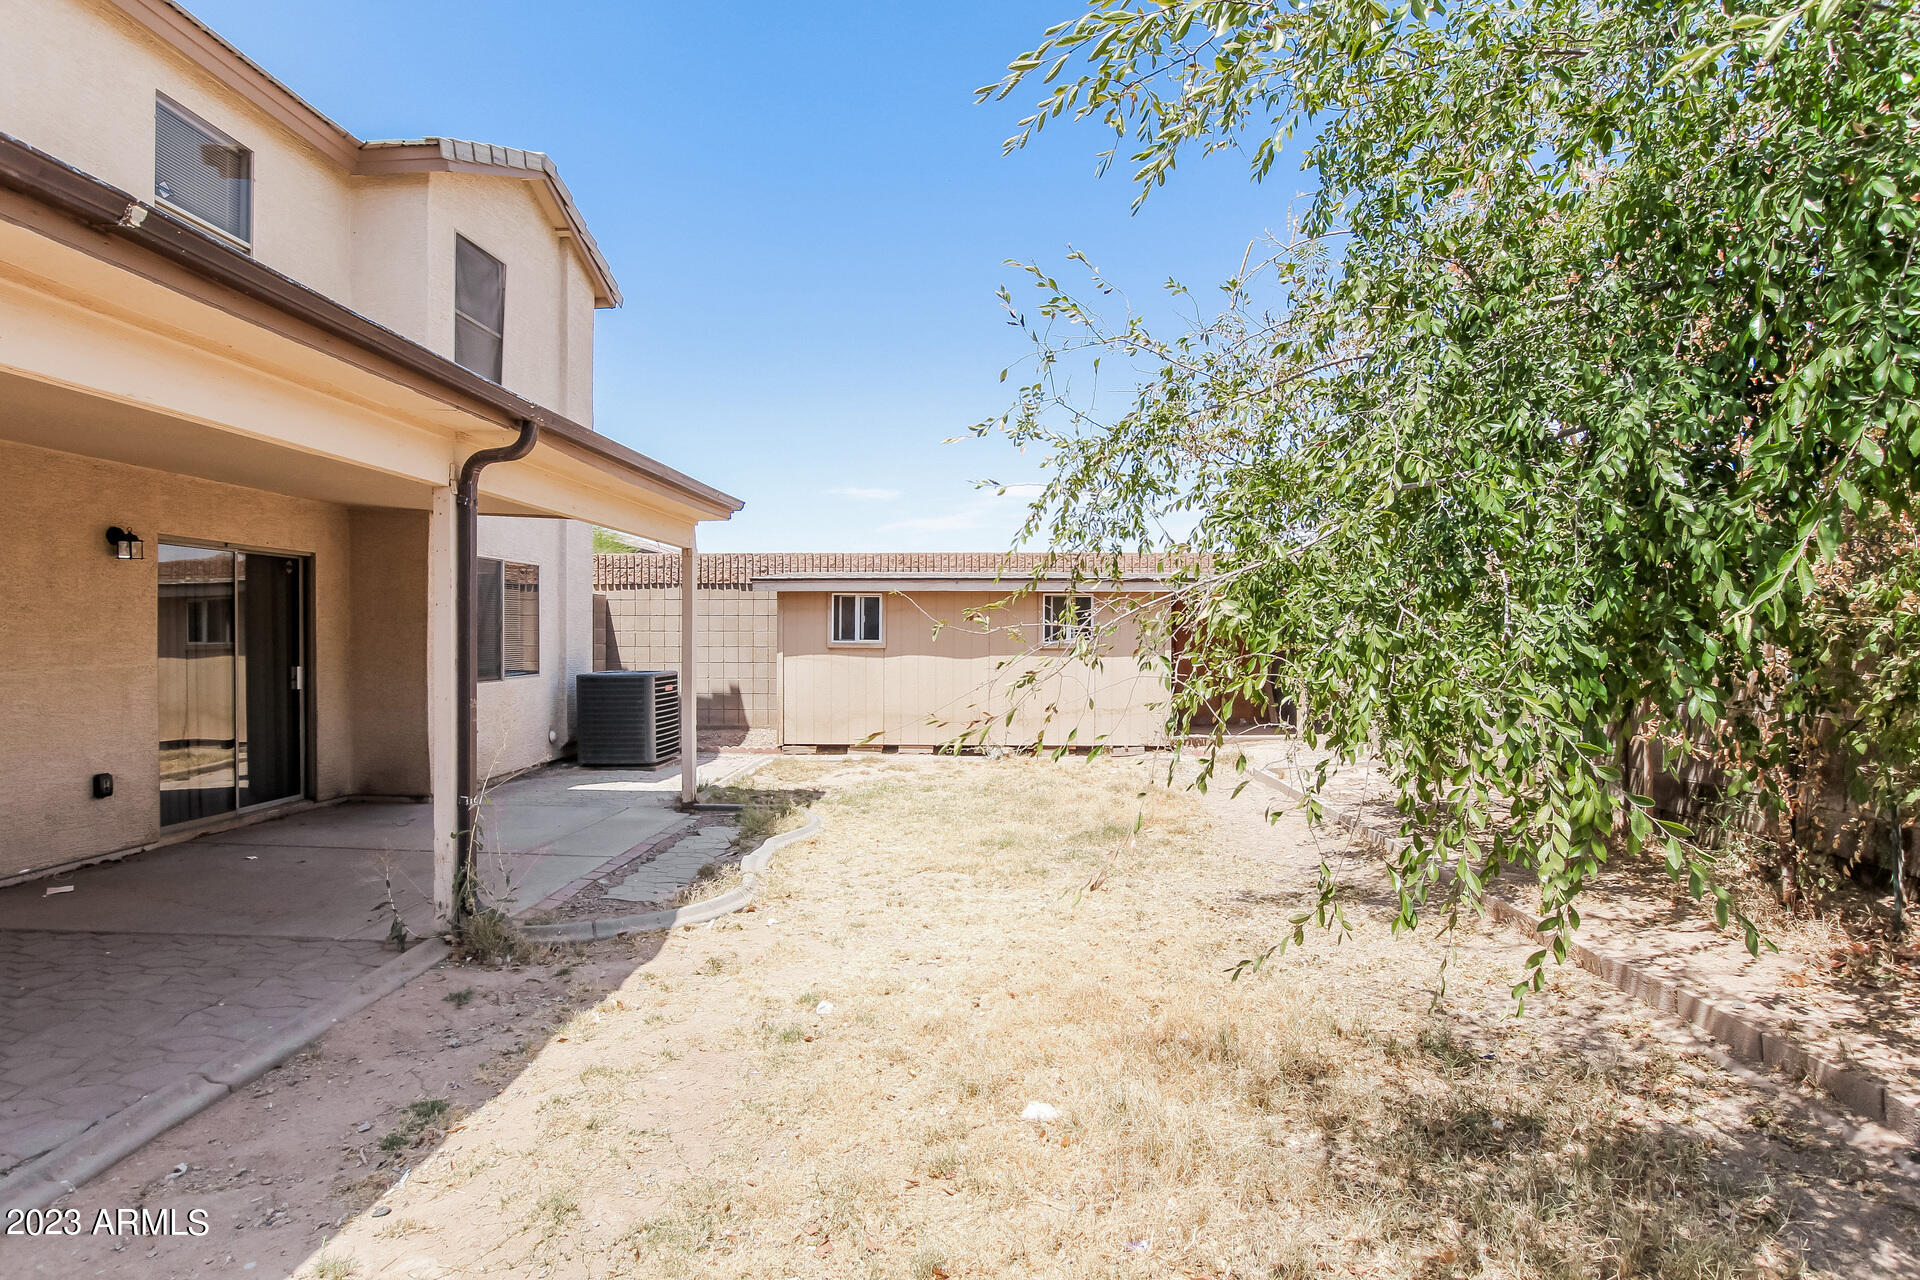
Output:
(0, 132), (741, 545)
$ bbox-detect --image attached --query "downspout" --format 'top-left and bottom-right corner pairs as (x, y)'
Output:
(453, 418), (540, 923)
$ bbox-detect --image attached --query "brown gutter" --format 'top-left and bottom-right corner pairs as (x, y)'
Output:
(0, 131), (742, 518)
(454, 420), (540, 924)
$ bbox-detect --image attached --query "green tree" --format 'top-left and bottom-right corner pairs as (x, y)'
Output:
(592, 526), (649, 554)
(1797, 516), (1920, 929)
(980, 0), (1920, 994)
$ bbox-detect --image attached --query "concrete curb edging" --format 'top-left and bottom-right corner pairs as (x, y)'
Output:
(0, 938), (452, 1215)
(521, 810), (824, 943)
(1249, 764), (1920, 1141)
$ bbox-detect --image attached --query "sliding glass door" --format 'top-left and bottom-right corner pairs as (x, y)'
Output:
(159, 543), (306, 826)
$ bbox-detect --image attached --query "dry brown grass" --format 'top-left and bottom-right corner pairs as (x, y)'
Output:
(297, 754), (1913, 1280)
(613, 757), (1825, 1280)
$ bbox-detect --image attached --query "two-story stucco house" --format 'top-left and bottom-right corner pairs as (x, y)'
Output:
(0, 0), (740, 918)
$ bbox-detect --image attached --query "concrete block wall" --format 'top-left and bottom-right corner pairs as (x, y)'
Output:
(594, 588), (778, 748)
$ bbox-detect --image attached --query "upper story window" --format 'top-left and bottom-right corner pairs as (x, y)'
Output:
(154, 97), (251, 245)
(454, 235), (506, 381)
(1043, 593), (1096, 647)
(831, 593), (883, 646)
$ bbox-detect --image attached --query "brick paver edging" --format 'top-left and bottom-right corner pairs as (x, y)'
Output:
(1250, 764), (1920, 1141)
(521, 810), (824, 944)
(0, 938), (452, 1215)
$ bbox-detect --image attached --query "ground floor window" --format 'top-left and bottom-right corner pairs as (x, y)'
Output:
(831, 593), (883, 645)
(1043, 593), (1096, 647)
(479, 558), (540, 680)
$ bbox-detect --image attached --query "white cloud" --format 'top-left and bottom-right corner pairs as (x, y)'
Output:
(827, 486), (903, 501)
(878, 486), (1045, 537)
(879, 507), (994, 535)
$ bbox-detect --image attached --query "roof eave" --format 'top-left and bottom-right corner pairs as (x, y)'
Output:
(353, 139), (622, 307)
(115, 3), (621, 305)
(0, 131), (735, 518)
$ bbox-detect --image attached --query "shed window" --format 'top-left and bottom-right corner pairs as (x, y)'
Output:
(454, 235), (506, 381)
(478, 559), (540, 680)
(831, 593), (883, 645)
(1043, 594), (1096, 646)
(155, 97), (251, 244)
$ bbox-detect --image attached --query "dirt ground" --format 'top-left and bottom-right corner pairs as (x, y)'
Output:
(9, 755), (1920, 1279)
(1248, 743), (1920, 1102)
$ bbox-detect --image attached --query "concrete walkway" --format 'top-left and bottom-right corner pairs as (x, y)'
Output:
(0, 754), (758, 1187)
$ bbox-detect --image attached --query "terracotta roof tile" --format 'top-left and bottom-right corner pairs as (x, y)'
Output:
(592, 552), (1195, 591)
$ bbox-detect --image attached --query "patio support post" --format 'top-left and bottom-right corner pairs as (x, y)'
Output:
(681, 536), (698, 806)
(453, 420), (540, 924)
(426, 483), (460, 926)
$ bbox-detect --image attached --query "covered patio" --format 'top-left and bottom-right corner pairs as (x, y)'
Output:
(0, 130), (743, 1208)
(0, 133), (739, 915)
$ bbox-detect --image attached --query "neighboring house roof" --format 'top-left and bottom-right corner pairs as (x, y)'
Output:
(110, 0), (621, 305)
(0, 131), (739, 518)
(594, 552), (1195, 592)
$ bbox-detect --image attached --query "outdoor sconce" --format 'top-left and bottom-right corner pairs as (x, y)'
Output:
(105, 526), (144, 560)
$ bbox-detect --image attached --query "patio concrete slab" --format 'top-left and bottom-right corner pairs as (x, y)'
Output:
(0, 755), (760, 1187)
(0, 841), (435, 940)
(0, 930), (391, 1169)
(186, 802), (432, 850)
(470, 808), (687, 913)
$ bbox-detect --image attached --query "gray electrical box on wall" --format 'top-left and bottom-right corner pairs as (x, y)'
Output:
(574, 671), (680, 767)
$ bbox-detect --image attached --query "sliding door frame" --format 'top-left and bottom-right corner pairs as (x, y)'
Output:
(156, 535), (314, 829)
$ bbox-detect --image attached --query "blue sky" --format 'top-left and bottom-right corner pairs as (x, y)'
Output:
(186, 1), (1309, 551)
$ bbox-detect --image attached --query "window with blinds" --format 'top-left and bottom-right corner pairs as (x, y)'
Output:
(455, 235), (506, 381)
(477, 558), (539, 681)
(503, 561), (540, 676)
(154, 97), (251, 244)
(477, 559), (504, 682)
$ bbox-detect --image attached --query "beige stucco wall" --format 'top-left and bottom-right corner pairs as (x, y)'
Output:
(595, 588), (780, 748)
(475, 517), (592, 780)
(425, 172), (593, 421)
(0, 0), (597, 421)
(778, 591), (1171, 750)
(347, 507), (431, 797)
(0, 441), (362, 879)
(0, 441), (550, 880)
(348, 174), (435, 350)
(0, 0), (358, 299)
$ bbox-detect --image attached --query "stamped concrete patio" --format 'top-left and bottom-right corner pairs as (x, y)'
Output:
(0, 754), (756, 1190)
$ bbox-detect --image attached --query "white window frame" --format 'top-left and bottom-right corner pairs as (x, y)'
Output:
(829, 593), (884, 646)
(153, 94), (253, 250)
(1042, 593), (1097, 647)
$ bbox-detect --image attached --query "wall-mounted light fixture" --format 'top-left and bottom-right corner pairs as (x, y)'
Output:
(105, 526), (144, 560)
